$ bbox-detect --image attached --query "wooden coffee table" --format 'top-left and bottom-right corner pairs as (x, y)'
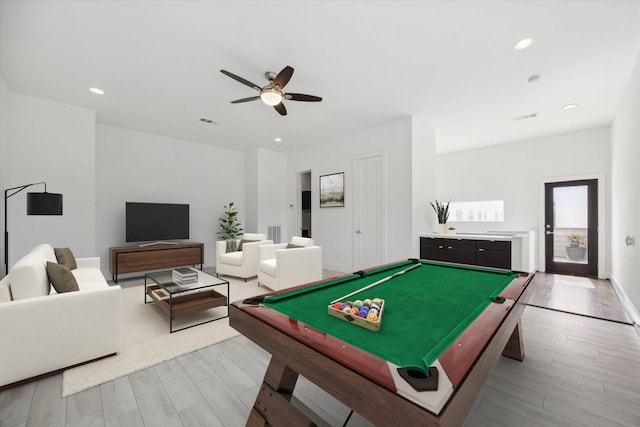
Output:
(144, 268), (229, 333)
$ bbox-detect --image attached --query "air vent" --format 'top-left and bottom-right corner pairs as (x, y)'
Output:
(199, 118), (218, 124)
(513, 113), (538, 121)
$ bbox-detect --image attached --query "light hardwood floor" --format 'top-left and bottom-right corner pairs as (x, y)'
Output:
(2, 274), (639, 427)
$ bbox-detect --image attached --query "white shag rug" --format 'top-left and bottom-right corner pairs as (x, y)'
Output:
(62, 276), (265, 397)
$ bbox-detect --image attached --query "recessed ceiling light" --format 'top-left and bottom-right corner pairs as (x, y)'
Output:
(274, 137), (283, 143)
(513, 112), (538, 121)
(89, 87), (104, 95)
(562, 103), (578, 110)
(514, 37), (535, 50)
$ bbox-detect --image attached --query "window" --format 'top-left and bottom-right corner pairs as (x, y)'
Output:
(448, 200), (504, 222)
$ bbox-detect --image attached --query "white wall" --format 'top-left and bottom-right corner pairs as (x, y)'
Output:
(4, 93), (96, 268)
(0, 75), (9, 276)
(95, 124), (245, 278)
(411, 116), (437, 256)
(436, 126), (611, 273)
(255, 148), (287, 238)
(611, 52), (640, 319)
(287, 117), (414, 272)
(244, 149), (258, 233)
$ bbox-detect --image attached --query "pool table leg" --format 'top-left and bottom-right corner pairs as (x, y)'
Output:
(247, 357), (316, 427)
(502, 320), (525, 361)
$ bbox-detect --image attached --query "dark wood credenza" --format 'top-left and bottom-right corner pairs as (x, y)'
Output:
(110, 242), (204, 282)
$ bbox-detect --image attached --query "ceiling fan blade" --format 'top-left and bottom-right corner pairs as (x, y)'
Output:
(272, 66), (294, 90)
(274, 102), (287, 116)
(220, 70), (261, 91)
(231, 96), (260, 104)
(285, 93), (323, 102)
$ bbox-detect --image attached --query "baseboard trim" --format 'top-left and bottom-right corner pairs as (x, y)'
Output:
(610, 274), (640, 325)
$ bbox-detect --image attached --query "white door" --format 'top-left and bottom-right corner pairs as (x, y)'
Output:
(354, 152), (385, 270)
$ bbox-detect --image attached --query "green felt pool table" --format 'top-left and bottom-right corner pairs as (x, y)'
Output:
(230, 259), (533, 426)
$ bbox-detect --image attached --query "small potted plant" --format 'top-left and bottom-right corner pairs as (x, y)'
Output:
(430, 200), (450, 234)
(566, 234), (586, 261)
(217, 202), (243, 252)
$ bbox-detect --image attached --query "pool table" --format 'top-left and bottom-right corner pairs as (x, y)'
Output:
(229, 259), (533, 426)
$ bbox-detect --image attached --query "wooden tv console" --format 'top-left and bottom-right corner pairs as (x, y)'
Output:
(110, 242), (204, 282)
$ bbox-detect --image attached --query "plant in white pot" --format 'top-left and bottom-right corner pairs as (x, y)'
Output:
(217, 202), (244, 252)
(430, 200), (450, 234)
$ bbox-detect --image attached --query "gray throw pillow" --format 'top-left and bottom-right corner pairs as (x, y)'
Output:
(54, 247), (77, 270)
(237, 239), (258, 251)
(46, 262), (79, 293)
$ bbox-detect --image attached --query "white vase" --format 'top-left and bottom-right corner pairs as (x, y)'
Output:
(436, 223), (448, 234)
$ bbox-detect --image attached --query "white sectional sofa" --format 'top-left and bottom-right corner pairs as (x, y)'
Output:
(0, 244), (121, 388)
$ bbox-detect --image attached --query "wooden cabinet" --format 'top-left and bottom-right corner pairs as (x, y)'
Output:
(475, 240), (511, 269)
(110, 242), (204, 282)
(420, 237), (512, 269)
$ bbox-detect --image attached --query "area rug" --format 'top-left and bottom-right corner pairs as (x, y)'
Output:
(62, 276), (265, 397)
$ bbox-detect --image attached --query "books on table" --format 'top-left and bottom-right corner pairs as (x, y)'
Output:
(172, 268), (198, 285)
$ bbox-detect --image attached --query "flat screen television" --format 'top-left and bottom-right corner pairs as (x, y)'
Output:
(126, 202), (189, 243)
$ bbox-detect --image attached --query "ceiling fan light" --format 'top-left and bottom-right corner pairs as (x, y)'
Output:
(260, 88), (283, 106)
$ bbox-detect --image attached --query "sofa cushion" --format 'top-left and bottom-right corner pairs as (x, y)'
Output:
(0, 275), (11, 302)
(238, 239), (258, 251)
(219, 251), (243, 266)
(243, 233), (266, 241)
(54, 247), (77, 270)
(46, 262), (79, 293)
(71, 268), (109, 291)
(31, 243), (57, 264)
(260, 259), (277, 277)
(9, 252), (50, 300)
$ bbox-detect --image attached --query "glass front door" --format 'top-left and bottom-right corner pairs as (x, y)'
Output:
(544, 179), (598, 276)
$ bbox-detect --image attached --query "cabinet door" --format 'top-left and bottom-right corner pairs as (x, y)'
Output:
(443, 239), (476, 265)
(476, 241), (511, 269)
(420, 238), (437, 260)
(176, 246), (203, 265)
(148, 249), (177, 270)
(117, 252), (148, 273)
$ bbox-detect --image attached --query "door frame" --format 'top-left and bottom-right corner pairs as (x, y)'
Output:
(538, 173), (606, 278)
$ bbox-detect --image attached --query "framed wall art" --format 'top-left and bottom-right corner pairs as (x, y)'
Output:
(319, 172), (344, 208)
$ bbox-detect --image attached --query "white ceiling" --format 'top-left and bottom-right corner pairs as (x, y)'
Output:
(2, 1), (640, 154)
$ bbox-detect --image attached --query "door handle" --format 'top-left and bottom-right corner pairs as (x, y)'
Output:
(545, 231), (554, 235)
(478, 248), (485, 252)
(355, 230), (362, 234)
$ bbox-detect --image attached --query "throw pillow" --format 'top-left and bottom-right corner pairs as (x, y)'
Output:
(54, 247), (77, 270)
(237, 239), (259, 251)
(286, 243), (304, 249)
(46, 262), (79, 293)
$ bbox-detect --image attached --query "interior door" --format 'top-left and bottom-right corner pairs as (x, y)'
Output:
(354, 153), (384, 270)
(544, 179), (598, 276)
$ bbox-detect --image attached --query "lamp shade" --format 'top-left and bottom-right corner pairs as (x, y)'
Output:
(27, 192), (63, 215)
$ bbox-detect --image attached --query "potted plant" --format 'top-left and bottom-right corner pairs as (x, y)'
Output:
(217, 202), (243, 252)
(565, 234), (586, 261)
(430, 200), (450, 234)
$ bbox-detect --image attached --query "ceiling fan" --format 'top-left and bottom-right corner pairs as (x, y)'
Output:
(220, 65), (322, 116)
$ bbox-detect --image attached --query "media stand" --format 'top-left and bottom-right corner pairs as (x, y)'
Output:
(110, 242), (204, 283)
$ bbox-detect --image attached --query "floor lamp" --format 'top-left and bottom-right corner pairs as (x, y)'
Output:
(4, 182), (63, 275)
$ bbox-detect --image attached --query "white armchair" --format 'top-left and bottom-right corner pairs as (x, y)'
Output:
(216, 233), (273, 281)
(258, 237), (323, 291)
